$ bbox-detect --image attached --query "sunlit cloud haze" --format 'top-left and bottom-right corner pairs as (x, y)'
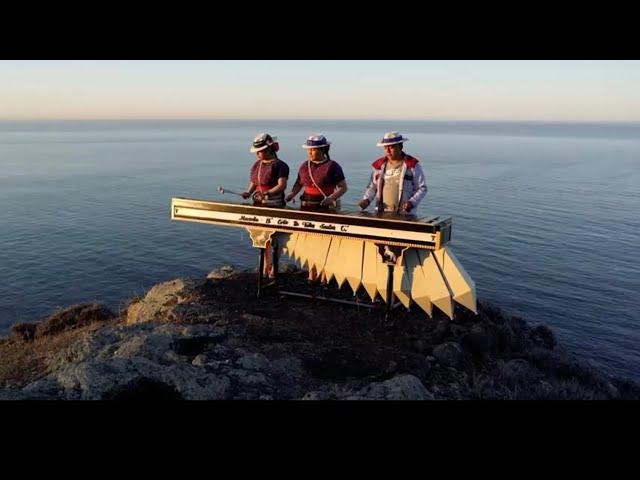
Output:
(1, 60), (639, 122)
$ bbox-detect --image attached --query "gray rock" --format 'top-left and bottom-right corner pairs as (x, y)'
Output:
(348, 374), (435, 400)
(63, 322), (227, 370)
(207, 265), (235, 280)
(156, 365), (231, 400)
(433, 342), (465, 368)
(196, 358), (232, 370)
(46, 327), (125, 370)
(192, 354), (209, 367)
(270, 356), (306, 382)
(165, 351), (190, 364)
(36, 322), (236, 399)
(21, 376), (64, 399)
(179, 325), (227, 338)
(236, 353), (270, 372)
(301, 390), (332, 400)
(228, 368), (269, 386)
(241, 313), (269, 323)
(126, 278), (203, 325)
(52, 357), (231, 400)
(110, 332), (175, 363)
(170, 303), (219, 323)
(0, 387), (56, 400)
(53, 359), (139, 399)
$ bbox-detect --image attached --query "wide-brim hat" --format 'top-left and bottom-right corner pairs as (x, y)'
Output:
(302, 134), (331, 149)
(376, 131), (409, 147)
(250, 133), (278, 153)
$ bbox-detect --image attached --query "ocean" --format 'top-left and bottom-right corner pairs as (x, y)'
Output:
(1, 119), (638, 380)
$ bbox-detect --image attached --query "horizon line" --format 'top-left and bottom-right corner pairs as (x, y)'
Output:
(2, 117), (640, 125)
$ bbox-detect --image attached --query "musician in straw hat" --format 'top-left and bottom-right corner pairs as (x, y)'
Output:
(242, 132), (290, 279)
(285, 134), (348, 282)
(285, 134), (347, 210)
(358, 131), (427, 215)
(242, 132), (290, 207)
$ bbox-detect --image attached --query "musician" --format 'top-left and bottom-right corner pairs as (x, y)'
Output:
(358, 131), (427, 215)
(242, 132), (290, 279)
(285, 134), (348, 283)
(242, 133), (290, 207)
(284, 134), (348, 210)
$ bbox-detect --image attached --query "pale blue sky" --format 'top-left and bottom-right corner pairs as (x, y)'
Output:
(1, 60), (639, 121)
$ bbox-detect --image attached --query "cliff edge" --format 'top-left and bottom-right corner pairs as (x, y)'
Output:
(1, 265), (638, 400)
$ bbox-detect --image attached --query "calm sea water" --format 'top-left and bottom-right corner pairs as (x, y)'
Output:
(1, 120), (639, 380)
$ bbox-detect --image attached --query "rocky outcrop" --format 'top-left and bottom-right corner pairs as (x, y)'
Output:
(346, 375), (435, 400)
(1, 268), (639, 400)
(126, 278), (205, 325)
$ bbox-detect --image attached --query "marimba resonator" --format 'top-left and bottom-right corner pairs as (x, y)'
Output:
(171, 197), (476, 318)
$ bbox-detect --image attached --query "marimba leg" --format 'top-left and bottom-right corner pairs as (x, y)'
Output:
(257, 247), (265, 298)
(385, 263), (394, 322)
(272, 239), (279, 285)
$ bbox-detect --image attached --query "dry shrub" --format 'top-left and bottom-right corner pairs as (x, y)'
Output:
(11, 322), (38, 342)
(35, 303), (116, 338)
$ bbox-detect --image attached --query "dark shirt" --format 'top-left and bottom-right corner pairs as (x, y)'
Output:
(250, 159), (290, 190)
(296, 159), (345, 196)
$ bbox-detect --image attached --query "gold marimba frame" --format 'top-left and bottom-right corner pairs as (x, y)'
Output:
(171, 197), (476, 320)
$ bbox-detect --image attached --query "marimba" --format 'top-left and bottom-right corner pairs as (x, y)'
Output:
(171, 197), (476, 319)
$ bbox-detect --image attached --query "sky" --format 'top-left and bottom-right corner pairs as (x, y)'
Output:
(1, 60), (639, 122)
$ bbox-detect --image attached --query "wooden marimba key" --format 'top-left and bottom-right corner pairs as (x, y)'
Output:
(171, 197), (476, 319)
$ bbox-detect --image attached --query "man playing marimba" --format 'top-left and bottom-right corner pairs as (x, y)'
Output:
(359, 131), (427, 215)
